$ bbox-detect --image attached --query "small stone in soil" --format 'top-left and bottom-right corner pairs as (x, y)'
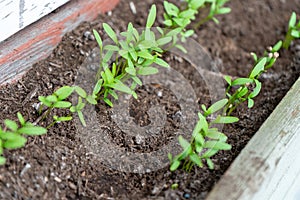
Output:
(129, 1), (136, 14)
(20, 163), (31, 176)
(157, 91), (163, 97)
(54, 177), (62, 183)
(183, 193), (191, 199)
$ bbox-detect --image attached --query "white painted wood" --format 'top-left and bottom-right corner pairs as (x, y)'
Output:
(0, 0), (69, 42)
(206, 77), (300, 200)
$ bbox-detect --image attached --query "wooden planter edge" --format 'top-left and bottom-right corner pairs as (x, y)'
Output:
(207, 76), (300, 200)
(0, 0), (120, 85)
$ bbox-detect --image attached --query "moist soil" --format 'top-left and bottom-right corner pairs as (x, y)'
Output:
(1, 0), (300, 199)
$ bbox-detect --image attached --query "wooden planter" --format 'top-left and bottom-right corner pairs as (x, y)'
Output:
(1, 1), (299, 199)
(206, 76), (300, 200)
(0, 0), (119, 85)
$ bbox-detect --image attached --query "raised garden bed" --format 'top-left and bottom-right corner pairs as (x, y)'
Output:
(0, 0), (300, 199)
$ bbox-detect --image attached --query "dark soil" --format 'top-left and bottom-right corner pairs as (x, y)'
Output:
(1, 0), (300, 199)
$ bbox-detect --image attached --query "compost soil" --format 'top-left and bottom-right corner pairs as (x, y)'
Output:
(1, 0), (300, 199)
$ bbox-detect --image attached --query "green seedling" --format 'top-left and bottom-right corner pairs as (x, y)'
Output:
(0, 112), (47, 164)
(93, 5), (171, 107)
(39, 85), (98, 127)
(283, 12), (300, 49)
(169, 99), (238, 172)
(223, 40), (282, 115)
(195, 0), (231, 27)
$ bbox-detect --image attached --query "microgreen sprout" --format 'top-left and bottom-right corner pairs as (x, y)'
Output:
(283, 12), (300, 49)
(194, 0), (231, 27)
(169, 99), (238, 171)
(0, 112), (47, 164)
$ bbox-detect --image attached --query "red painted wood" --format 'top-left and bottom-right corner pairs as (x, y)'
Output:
(0, 0), (119, 85)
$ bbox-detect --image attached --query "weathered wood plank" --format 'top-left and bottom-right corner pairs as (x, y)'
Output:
(0, 0), (119, 85)
(206, 76), (300, 200)
(0, 0), (70, 42)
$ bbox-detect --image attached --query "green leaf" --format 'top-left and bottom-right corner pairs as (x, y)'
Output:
(248, 98), (254, 108)
(206, 129), (227, 140)
(217, 7), (231, 14)
(93, 79), (103, 95)
(4, 120), (18, 132)
(184, 30), (194, 38)
(175, 44), (187, 53)
(104, 98), (113, 107)
(103, 23), (118, 44)
(70, 106), (76, 113)
(203, 141), (232, 150)
(129, 50), (138, 61)
(103, 50), (114, 63)
(55, 116), (73, 122)
(93, 29), (103, 50)
(157, 36), (172, 46)
(107, 80), (133, 95)
(77, 111), (86, 127)
(125, 67), (136, 76)
(74, 86), (87, 98)
(104, 45), (119, 51)
(197, 112), (208, 132)
(212, 116), (239, 124)
(251, 52), (258, 62)
(154, 58), (169, 67)
(132, 76), (143, 86)
(291, 30), (300, 38)
(231, 78), (253, 86)
(194, 133), (205, 146)
(170, 160), (181, 171)
(0, 156), (6, 165)
(76, 99), (86, 110)
(289, 12), (297, 28)
(53, 101), (72, 108)
(249, 80), (262, 98)
(18, 126), (47, 135)
(137, 51), (154, 59)
(109, 90), (119, 100)
(55, 86), (74, 100)
(236, 87), (248, 98)
(17, 112), (25, 126)
(250, 57), (267, 78)
(3, 135), (27, 149)
(146, 5), (157, 28)
(104, 67), (114, 84)
(164, 19), (173, 27)
(202, 149), (218, 158)
(164, 1), (179, 17)
(272, 40), (282, 52)
(189, 0), (205, 10)
(137, 67), (159, 75)
(224, 75), (232, 85)
(46, 95), (58, 103)
(206, 158), (214, 169)
(178, 135), (190, 150)
(86, 95), (97, 105)
(138, 40), (156, 50)
(166, 28), (182, 37)
(38, 96), (52, 107)
(206, 99), (228, 115)
(190, 153), (203, 167)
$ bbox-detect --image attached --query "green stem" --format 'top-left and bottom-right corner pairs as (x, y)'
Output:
(283, 29), (294, 49)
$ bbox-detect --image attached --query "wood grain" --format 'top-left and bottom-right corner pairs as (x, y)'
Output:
(0, 0), (70, 42)
(0, 0), (119, 85)
(206, 77), (300, 200)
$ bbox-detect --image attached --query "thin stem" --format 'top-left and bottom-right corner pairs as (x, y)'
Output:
(194, 16), (211, 29)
